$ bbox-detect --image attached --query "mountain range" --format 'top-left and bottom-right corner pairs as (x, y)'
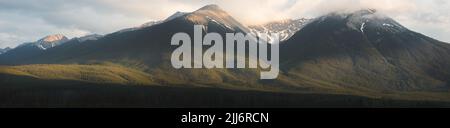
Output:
(0, 47), (11, 54)
(281, 9), (450, 97)
(1, 5), (450, 106)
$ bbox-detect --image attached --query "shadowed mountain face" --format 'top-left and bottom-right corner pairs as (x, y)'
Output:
(0, 6), (450, 102)
(0, 5), (244, 65)
(281, 10), (450, 91)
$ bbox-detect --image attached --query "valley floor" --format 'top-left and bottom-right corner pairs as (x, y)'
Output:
(1, 74), (449, 108)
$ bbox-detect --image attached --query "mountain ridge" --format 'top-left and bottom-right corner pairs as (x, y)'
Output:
(1, 5), (450, 102)
(281, 9), (450, 92)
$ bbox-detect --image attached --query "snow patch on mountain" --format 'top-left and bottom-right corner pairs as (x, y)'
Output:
(383, 23), (394, 27)
(248, 18), (310, 41)
(10, 34), (69, 51)
(185, 4), (251, 33)
(76, 34), (103, 42)
(35, 34), (69, 50)
(116, 20), (163, 34)
(360, 22), (366, 33)
(0, 47), (11, 54)
(343, 9), (408, 34)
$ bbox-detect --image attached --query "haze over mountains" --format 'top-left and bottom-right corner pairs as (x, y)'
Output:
(1, 4), (450, 104)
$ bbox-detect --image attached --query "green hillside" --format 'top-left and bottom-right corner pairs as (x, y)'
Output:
(0, 64), (155, 85)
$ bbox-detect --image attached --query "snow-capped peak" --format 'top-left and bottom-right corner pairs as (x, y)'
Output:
(35, 34), (69, 50)
(115, 20), (163, 34)
(314, 9), (408, 34)
(40, 34), (67, 42)
(360, 22), (366, 33)
(140, 20), (163, 28)
(248, 18), (311, 41)
(196, 4), (221, 11)
(0, 47), (11, 54)
(116, 11), (186, 34)
(76, 34), (103, 42)
(184, 4), (250, 33)
(117, 4), (249, 34)
(348, 9), (407, 34)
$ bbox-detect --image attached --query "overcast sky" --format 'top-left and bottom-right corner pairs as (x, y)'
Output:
(1, 0), (449, 48)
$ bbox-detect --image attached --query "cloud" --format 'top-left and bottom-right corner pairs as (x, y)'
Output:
(0, 0), (449, 48)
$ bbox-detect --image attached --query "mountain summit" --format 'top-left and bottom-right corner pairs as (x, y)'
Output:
(35, 34), (69, 50)
(182, 4), (250, 33)
(40, 34), (67, 42)
(197, 4), (222, 11)
(281, 9), (450, 91)
(0, 34), (68, 64)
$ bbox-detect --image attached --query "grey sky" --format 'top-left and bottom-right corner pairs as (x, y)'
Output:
(0, 0), (449, 48)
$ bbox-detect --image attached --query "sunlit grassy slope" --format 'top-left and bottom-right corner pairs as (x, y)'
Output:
(1, 63), (450, 103)
(0, 64), (155, 85)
